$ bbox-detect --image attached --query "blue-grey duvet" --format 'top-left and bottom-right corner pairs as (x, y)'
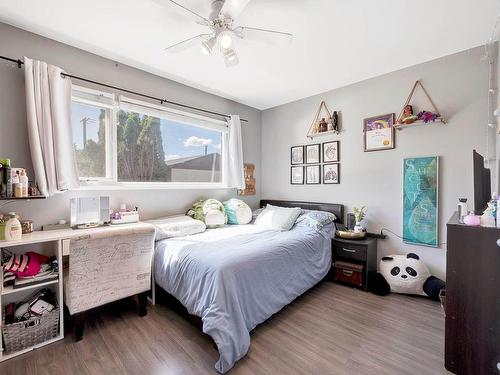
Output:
(154, 223), (333, 373)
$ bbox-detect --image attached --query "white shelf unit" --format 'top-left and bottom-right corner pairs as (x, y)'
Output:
(0, 238), (64, 362)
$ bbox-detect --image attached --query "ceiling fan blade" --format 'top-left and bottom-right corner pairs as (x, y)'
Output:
(164, 34), (210, 53)
(154, 0), (210, 25)
(234, 26), (293, 45)
(219, 0), (251, 20)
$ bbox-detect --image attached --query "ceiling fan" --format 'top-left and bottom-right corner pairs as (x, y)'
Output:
(161, 0), (293, 67)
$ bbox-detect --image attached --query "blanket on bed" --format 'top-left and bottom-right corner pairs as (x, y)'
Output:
(154, 223), (333, 373)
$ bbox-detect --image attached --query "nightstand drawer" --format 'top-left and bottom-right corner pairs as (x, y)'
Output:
(334, 261), (363, 287)
(335, 243), (367, 261)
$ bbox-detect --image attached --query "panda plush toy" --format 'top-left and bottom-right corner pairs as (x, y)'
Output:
(370, 253), (445, 301)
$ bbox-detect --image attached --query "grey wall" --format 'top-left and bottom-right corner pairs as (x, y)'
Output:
(0, 22), (262, 227)
(262, 46), (491, 279)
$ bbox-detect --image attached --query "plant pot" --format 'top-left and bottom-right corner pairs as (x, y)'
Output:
(354, 221), (365, 233)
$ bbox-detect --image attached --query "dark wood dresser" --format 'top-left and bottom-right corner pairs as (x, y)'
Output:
(446, 213), (500, 375)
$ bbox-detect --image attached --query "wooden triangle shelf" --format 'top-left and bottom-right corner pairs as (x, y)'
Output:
(395, 80), (446, 130)
(307, 101), (340, 139)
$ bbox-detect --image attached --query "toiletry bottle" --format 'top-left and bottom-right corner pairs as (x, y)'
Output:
(458, 198), (468, 223)
(490, 192), (498, 225)
(0, 163), (4, 198)
(4, 212), (22, 241)
(1, 159), (12, 198)
(14, 183), (23, 198)
(0, 216), (5, 241)
(11, 170), (19, 185)
(497, 197), (500, 229)
(19, 170), (28, 197)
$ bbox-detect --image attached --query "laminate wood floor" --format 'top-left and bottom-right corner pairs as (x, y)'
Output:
(0, 282), (450, 375)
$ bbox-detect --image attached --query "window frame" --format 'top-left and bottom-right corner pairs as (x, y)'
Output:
(71, 86), (228, 190)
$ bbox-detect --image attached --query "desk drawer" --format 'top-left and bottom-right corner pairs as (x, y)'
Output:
(335, 243), (367, 261)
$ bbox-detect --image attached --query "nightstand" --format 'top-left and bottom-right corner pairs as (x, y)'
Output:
(331, 236), (377, 291)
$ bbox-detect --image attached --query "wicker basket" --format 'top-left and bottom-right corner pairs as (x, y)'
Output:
(2, 308), (59, 353)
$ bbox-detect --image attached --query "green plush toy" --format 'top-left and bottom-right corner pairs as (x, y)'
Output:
(188, 199), (227, 228)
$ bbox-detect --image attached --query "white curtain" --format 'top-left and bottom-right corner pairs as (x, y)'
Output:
(224, 115), (245, 189)
(24, 57), (79, 196)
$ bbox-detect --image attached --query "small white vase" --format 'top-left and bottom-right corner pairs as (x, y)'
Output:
(354, 221), (365, 233)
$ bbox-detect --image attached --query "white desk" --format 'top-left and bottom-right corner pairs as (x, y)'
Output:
(0, 222), (155, 361)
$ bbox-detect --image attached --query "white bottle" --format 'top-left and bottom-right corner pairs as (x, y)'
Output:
(4, 212), (22, 241)
(19, 169), (28, 197)
(497, 198), (500, 228)
(11, 171), (19, 185)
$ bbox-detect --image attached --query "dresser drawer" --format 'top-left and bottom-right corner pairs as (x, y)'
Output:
(334, 243), (367, 261)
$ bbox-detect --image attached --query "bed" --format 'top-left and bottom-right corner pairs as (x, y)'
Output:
(154, 200), (344, 373)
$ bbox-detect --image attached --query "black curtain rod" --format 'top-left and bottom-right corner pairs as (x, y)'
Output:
(0, 55), (248, 123)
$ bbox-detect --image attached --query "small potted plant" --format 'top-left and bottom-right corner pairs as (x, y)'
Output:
(353, 206), (367, 233)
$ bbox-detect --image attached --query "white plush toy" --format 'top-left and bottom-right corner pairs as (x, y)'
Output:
(223, 199), (252, 225)
(379, 253), (431, 296)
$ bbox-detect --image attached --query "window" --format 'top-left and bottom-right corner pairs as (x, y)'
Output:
(71, 87), (226, 186)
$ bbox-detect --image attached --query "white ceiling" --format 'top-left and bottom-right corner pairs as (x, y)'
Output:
(0, 0), (498, 110)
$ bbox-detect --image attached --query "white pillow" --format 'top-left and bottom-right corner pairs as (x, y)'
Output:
(254, 204), (302, 231)
(146, 215), (206, 240)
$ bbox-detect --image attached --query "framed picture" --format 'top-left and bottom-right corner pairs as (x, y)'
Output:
(403, 156), (439, 247)
(306, 165), (321, 184)
(290, 166), (304, 185)
(305, 144), (321, 164)
(323, 141), (339, 162)
(290, 146), (304, 165)
(323, 163), (340, 184)
(363, 113), (395, 152)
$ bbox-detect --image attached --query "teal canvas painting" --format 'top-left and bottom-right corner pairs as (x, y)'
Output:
(403, 156), (439, 247)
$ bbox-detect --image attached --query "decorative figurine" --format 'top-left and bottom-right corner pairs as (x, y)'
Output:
(332, 111), (339, 132)
(319, 118), (328, 133)
(327, 116), (334, 131)
(237, 164), (256, 196)
(481, 203), (496, 227)
(400, 105), (418, 124)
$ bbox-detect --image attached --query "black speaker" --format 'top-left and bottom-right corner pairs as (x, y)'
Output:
(346, 213), (356, 230)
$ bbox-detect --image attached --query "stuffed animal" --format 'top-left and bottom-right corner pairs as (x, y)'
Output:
(187, 199), (227, 228)
(370, 253), (445, 301)
(223, 199), (252, 225)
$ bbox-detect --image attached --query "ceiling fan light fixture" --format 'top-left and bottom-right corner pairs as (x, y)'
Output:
(218, 30), (233, 50)
(201, 36), (217, 55)
(223, 47), (239, 67)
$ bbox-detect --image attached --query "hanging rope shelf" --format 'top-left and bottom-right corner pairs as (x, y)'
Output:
(394, 80), (446, 130)
(307, 101), (341, 139)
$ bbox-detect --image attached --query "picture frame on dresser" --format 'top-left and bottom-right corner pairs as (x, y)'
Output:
(305, 144), (321, 164)
(305, 165), (321, 184)
(290, 146), (304, 165)
(290, 166), (304, 185)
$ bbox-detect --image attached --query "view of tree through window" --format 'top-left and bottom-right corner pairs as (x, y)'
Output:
(71, 96), (223, 184)
(71, 102), (107, 178)
(116, 110), (222, 183)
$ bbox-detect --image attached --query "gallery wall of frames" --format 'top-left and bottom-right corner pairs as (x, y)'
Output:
(290, 141), (340, 185)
